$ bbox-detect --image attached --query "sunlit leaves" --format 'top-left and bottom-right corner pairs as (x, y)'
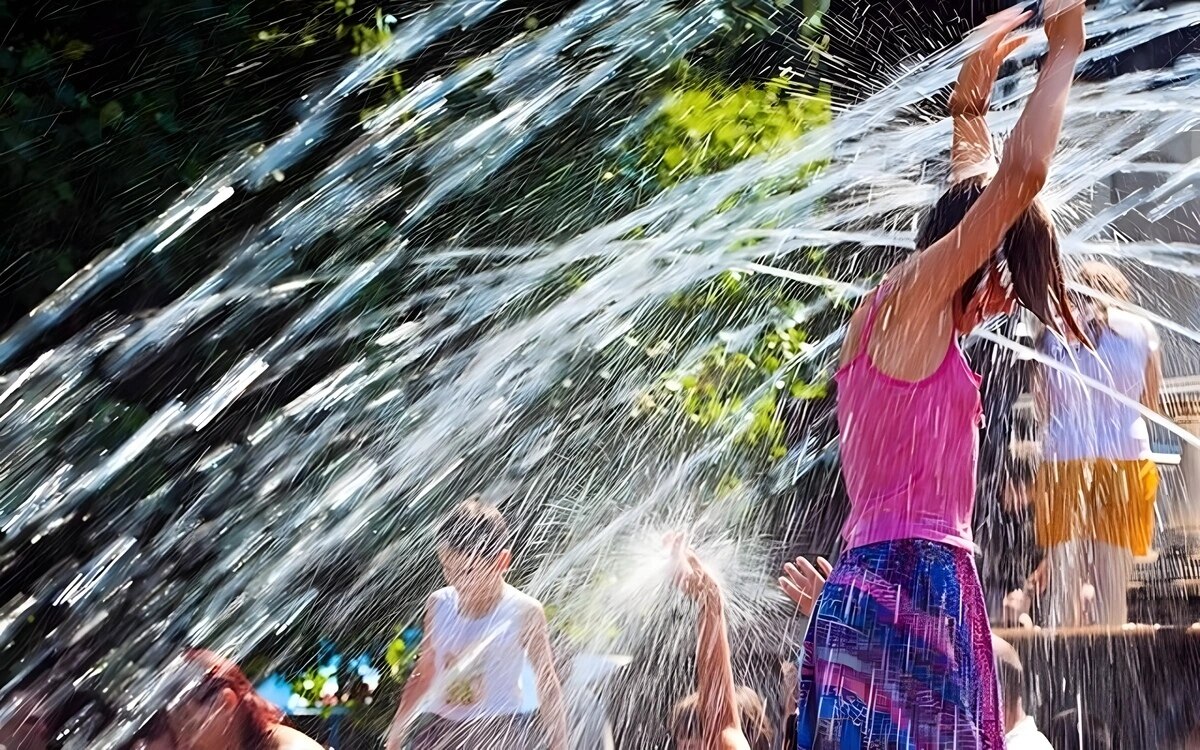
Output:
(643, 317), (824, 460)
(596, 77), (834, 467)
(642, 77), (830, 187)
(62, 40), (92, 61)
(383, 630), (419, 681)
(98, 101), (125, 130)
(336, 6), (398, 56)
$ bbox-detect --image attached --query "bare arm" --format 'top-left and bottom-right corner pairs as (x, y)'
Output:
(695, 585), (749, 750)
(670, 537), (749, 750)
(950, 9), (1030, 182)
(386, 605), (437, 750)
(951, 114), (998, 183)
(900, 3), (1085, 307)
(522, 604), (569, 750)
(1143, 324), (1163, 412)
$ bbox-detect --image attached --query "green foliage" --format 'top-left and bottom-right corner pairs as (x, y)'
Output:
(291, 667), (337, 713)
(607, 74), (833, 467)
(0, 0), (406, 329)
(339, 5), (399, 56)
(90, 400), (152, 451)
(1, 0), (836, 494)
(643, 77), (830, 187)
(383, 631), (418, 683)
(643, 307), (828, 462)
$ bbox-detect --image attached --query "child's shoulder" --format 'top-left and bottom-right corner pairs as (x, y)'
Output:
(1108, 308), (1155, 343)
(503, 584), (546, 616)
(427, 585), (456, 606)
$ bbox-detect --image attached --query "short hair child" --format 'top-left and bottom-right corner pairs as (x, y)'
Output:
(386, 497), (568, 750)
(434, 496), (510, 557)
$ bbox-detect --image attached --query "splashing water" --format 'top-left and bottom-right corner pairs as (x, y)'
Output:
(4, 0), (1200, 747)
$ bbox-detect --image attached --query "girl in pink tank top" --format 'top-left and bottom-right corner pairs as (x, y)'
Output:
(793, 5), (1088, 749)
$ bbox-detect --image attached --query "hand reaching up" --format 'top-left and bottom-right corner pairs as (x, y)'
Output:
(950, 6), (1032, 116)
(1044, 0), (1086, 53)
(779, 556), (832, 618)
(666, 532), (720, 602)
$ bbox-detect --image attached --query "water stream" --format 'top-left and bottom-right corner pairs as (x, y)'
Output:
(4, 0), (1200, 747)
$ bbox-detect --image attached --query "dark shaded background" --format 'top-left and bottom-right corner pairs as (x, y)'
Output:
(0, 0), (1003, 335)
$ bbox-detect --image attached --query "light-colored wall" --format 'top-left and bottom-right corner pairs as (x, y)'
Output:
(1084, 129), (1200, 379)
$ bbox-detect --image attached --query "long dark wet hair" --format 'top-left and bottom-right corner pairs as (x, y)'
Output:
(914, 175), (1088, 343)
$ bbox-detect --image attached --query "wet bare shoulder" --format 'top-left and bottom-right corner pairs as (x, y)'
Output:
(274, 726), (326, 750)
(839, 290), (877, 368)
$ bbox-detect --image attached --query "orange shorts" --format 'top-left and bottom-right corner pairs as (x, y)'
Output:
(1032, 459), (1159, 555)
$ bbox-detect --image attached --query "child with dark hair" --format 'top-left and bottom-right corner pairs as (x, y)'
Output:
(1048, 709), (1114, 750)
(668, 536), (773, 750)
(991, 636), (1052, 750)
(386, 498), (567, 750)
(797, 3), (1088, 744)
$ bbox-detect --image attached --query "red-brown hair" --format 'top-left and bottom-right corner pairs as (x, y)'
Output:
(182, 649), (283, 749)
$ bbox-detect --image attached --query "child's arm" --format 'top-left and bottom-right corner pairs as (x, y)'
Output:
(901, 0), (1085, 306)
(694, 583), (750, 750)
(520, 603), (569, 750)
(950, 8), (1030, 183)
(1142, 322), (1163, 413)
(385, 602), (438, 750)
(671, 536), (750, 750)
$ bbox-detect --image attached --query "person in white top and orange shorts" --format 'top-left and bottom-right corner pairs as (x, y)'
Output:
(1032, 261), (1163, 628)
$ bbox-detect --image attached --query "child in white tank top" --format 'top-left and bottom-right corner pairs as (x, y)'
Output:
(385, 499), (568, 750)
(1032, 261), (1163, 628)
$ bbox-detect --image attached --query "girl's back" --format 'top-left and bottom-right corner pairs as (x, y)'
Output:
(836, 285), (983, 552)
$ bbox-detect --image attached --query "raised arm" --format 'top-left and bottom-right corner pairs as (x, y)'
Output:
(950, 9), (1031, 183)
(670, 536), (749, 750)
(904, 0), (1085, 305)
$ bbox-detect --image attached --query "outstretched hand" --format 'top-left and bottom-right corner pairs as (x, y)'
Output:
(779, 556), (831, 618)
(950, 7), (1032, 116)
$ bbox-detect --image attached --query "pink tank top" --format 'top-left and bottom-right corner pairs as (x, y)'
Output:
(834, 283), (983, 552)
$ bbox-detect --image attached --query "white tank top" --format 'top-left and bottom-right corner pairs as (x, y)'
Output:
(428, 584), (533, 720)
(1041, 309), (1157, 462)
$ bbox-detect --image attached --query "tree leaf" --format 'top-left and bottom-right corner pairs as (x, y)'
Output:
(98, 101), (125, 129)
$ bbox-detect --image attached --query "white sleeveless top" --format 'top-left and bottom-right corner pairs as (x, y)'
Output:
(1041, 309), (1158, 462)
(428, 584), (533, 721)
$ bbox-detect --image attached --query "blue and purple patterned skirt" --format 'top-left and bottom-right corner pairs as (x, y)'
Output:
(795, 539), (1002, 749)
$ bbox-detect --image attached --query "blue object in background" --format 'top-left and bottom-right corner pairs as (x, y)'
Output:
(256, 673), (294, 711)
